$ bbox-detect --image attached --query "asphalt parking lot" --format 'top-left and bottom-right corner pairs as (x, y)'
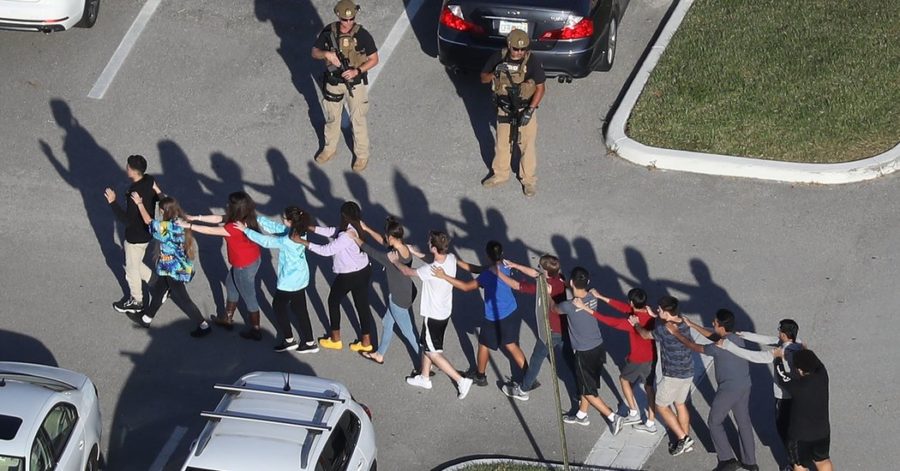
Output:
(2, 0), (899, 469)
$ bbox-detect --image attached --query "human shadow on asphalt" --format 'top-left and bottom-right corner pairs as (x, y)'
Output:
(40, 99), (129, 298)
(658, 258), (782, 461)
(0, 330), (58, 366)
(254, 0), (327, 152)
(106, 319), (316, 470)
(157, 141), (230, 318)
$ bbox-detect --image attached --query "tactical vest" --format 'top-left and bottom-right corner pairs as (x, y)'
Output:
(492, 49), (536, 101)
(330, 22), (367, 68)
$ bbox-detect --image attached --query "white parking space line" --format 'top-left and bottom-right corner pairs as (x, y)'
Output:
(88, 0), (164, 99)
(148, 425), (187, 471)
(366, 0), (425, 88)
(584, 337), (714, 468)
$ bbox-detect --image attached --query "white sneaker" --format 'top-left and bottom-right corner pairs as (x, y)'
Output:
(633, 422), (658, 434)
(457, 378), (473, 399)
(609, 414), (624, 435)
(406, 374), (432, 390)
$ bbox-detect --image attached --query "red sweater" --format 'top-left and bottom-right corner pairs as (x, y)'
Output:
(517, 274), (566, 334)
(224, 223), (261, 268)
(592, 299), (656, 364)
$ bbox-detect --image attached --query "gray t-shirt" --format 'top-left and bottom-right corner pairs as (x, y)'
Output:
(559, 294), (603, 352)
(362, 243), (415, 309)
(703, 333), (751, 392)
(654, 321), (694, 379)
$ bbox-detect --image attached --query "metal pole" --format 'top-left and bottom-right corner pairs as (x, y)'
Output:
(537, 272), (569, 470)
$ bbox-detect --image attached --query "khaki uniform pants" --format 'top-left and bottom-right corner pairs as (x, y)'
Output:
(322, 82), (370, 160)
(124, 241), (153, 301)
(493, 109), (538, 185)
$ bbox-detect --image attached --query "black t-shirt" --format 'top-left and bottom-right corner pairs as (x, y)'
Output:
(783, 365), (830, 442)
(481, 50), (546, 85)
(313, 23), (378, 56)
(110, 175), (159, 244)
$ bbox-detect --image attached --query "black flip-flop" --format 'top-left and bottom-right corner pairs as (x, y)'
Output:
(359, 351), (384, 365)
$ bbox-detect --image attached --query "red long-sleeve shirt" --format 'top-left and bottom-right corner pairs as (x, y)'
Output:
(516, 274), (566, 334)
(592, 299), (656, 364)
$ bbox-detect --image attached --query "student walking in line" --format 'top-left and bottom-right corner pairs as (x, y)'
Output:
(630, 296), (695, 456)
(718, 319), (803, 471)
(577, 287), (658, 433)
(439, 241), (529, 390)
(124, 193), (211, 338)
(486, 255), (574, 402)
(234, 206), (319, 354)
(774, 349), (832, 471)
(556, 267), (624, 436)
(185, 191), (263, 340)
(104, 154), (163, 313)
(668, 310), (757, 471)
(350, 217), (420, 366)
(298, 201), (374, 352)
(393, 231), (473, 399)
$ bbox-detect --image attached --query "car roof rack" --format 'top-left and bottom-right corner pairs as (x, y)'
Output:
(196, 381), (346, 467)
(200, 410), (332, 433)
(213, 383), (346, 404)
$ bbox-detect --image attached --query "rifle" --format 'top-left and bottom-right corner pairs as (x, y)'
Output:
(505, 82), (524, 151)
(330, 47), (356, 98)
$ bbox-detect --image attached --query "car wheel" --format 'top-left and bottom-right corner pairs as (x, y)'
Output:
(596, 14), (618, 71)
(76, 0), (101, 28)
(85, 445), (100, 471)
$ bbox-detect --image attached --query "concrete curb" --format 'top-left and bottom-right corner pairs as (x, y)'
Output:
(440, 457), (629, 471)
(605, 0), (900, 184)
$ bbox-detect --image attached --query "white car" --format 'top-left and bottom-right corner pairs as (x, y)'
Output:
(0, 362), (103, 471)
(182, 372), (377, 471)
(0, 0), (99, 32)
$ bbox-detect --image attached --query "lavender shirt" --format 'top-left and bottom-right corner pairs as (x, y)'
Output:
(308, 225), (369, 274)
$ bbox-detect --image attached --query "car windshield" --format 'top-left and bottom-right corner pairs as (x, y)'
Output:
(0, 455), (24, 471)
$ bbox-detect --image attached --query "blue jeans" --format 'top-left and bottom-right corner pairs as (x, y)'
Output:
(225, 258), (260, 312)
(375, 295), (419, 357)
(522, 332), (570, 391)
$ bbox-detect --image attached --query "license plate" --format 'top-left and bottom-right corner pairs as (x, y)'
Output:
(498, 20), (528, 35)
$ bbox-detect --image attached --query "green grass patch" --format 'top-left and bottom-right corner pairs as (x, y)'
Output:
(627, 0), (900, 163)
(460, 465), (553, 471)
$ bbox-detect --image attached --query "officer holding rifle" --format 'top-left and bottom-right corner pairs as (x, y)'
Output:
(312, 0), (379, 172)
(480, 29), (546, 197)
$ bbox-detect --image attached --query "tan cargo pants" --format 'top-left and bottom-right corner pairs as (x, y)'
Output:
(124, 241), (152, 301)
(321, 81), (370, 161)
(493, 109), (538, 186)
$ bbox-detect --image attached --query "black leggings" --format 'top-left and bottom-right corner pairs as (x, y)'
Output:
(274, 288), (312, 342)
(145, 275), (204, 324)
(327, 265), (373, 336)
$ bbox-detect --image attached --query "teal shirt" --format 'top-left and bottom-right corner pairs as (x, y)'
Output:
(243, 216), (309, 291)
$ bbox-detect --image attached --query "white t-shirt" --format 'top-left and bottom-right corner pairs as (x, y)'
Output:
(416, 253), (457, 321)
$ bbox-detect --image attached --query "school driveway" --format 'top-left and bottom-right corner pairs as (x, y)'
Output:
(0, 0), (897, 469)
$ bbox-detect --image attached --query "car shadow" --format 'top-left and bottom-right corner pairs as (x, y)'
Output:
(106, 319), (317, 470)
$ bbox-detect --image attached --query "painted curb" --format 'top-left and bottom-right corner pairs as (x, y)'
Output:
(605, 0), (900, 184)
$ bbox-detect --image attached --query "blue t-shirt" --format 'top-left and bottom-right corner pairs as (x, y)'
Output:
(476, 265), (517, 321)
(654, 321), (694, 379)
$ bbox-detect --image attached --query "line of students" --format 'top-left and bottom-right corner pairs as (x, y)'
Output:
(104, 157), (831, 471)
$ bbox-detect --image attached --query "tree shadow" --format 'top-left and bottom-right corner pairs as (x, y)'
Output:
(106, 319), (316, 469)
(0, 330), (58, 366)
(40, 99), (128, 297)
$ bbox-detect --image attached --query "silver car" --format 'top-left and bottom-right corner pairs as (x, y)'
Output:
(181, 372), (377, 471)
(0, 362), (103, 471)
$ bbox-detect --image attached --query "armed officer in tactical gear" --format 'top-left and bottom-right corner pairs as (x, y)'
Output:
(311, 0), (379, 173)
(480, 28), (546, 197)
